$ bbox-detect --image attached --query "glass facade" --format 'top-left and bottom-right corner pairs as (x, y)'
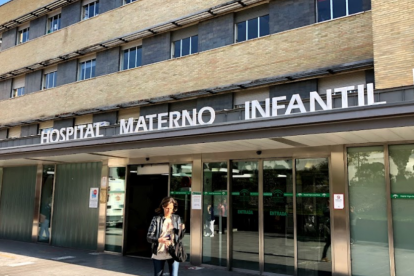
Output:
(232, 161), (259, 270)
(38, 165), (55, 243)
(348, 147), (390, 276)
(296, 158), (331, 276)
(263, 160), (294, 275)
(389, 145), (414, 276)
(202, 162), (227, 267)
(105, 167), (126, 252)
(170, 163), (192, 259)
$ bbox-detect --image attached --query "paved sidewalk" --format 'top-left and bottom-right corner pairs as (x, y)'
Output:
(0, 239), (251, 276)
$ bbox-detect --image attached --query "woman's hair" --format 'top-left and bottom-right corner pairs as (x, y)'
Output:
(155, 196), (178, 214)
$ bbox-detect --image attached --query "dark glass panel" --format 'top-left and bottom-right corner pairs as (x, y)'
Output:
(247, 17), (259, 40)
(333, 0), (347, 18)
(259, 15), (270, 37)
(236, 21), (246, 42)
(317, 0), (331, 22)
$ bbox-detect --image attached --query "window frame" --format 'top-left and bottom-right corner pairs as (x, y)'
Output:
(317, 0), (364, 22)
(122, 45), (143, 70)
(48, 13), (62, 34)
(235, 14), (269, 43)
(78, 58), (96, 81)
(11, 87), (25, 98)
(17, 27), (30, 44)
(171, 35), (198, 59)
(82, 0), (99, 20)
(43, 71), (58, 90)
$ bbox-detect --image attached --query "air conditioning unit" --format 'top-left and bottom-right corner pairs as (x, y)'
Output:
(94, 121), (110, 127)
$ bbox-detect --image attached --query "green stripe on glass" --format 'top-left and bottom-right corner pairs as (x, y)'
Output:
(391, 194), (414, 199)
(296, 193), (330, 197)
(170, 191), (191, 195)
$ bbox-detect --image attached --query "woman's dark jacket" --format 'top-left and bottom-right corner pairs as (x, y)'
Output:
(147, 214), (185, 255)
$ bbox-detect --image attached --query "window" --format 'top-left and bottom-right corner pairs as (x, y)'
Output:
(79, 59), (96, 80)
(83, 1), (99, 20)
(48, 14), (61, 33)
(124, 0), (137, 4)
(122, 46), (142, 70)
(11, 87), (25, 98)
(236, 15), (269, 43)
(172, 35), (198, 58)
(317, 0), (363, 22)
(43, 71), (57, 89)
(17, 27), (30, 44)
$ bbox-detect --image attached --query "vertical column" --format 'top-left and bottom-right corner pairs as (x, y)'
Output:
(384, 146), (396, 276)
(258, 160), (264, 273)
(97, 161), (109, 251)
(31, 164), (43, 242)
(227, 161), (233, 270)
(293, 159), (297, 276)
(330, 145), (349, 276)
(190, 156), (202, 265)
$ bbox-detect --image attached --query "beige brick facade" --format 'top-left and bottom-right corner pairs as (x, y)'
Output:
(0, 0), (54, 26)
(0, 0), (233, 76)
(0, 12), (373, 125)
(371, 0), (414, 89)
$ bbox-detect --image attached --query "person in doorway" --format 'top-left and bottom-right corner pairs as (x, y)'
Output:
(204, 204), (215, 237)
(321, 200), (331, 262)
(147, 197), (185, 276)
(39, 198), (52, 241)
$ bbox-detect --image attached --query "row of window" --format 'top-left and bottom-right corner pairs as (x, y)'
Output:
(9, 0), (138, 45)
(5, 0), (364, 47)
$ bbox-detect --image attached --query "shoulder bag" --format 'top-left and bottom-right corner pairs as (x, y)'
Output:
(168, 227), (187, 262)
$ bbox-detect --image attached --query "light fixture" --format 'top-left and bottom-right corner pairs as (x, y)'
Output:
(46, 171), (55, 175)
(277, 174), (287, 178)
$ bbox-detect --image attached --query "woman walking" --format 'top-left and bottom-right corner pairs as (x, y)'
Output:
(147, 197), (185, 276)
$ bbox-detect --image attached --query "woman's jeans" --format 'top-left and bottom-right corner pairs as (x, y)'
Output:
(153, 258), (179, 276)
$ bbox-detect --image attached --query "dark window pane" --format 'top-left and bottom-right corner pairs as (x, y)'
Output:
(47, 74), (53, 88)
(123, 50), (129, 70)
(333, 0), (347, 18)
(85, 61), (91, 79)
(129, 47), (137, 69)
(136, 47), (142, 66)
(182, 37), (190, 56)
(247, 18), (258, 40)
(80, 63), (86, 80)
(317, 0), (331, 22)
(95, 2), (99, 15)
(236, 21), (246, 42)
(174, 40), (181, 58)
(349, 0), (363, 14)
(191, 35), (198, 54)
(91, 60), (96, 78)
(259, 15), (269, 37)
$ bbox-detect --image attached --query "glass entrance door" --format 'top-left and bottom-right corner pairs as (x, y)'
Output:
(296, 158), (331, 276)
(231, 161), (259, 271)
(263, 160), (294, 275)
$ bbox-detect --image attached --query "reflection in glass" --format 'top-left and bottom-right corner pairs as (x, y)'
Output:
(247, 17), (258, 40)
(181, 37), (191, 57)
(259, 15), (270, 37)
(296, 158), (331, 276)
(236, 21), (247, 42)
(171, 164), (192, 258)
(263, 160), (294, 275)
(389, 145), (414, 276)
(317, 0), (331, 22)
(348, 0), (363, 14)
(105, 167), (126, 252)
(202, 162), (227, 266)
(232, 161), (259, 270)
(333, 0), (347, 18)
(38, 165), (54, 243)
(348, 147), (390, 276)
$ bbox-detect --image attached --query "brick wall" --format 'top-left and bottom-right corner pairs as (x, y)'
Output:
(0, 0), (233, 75)
(0, 12), (373, 125)
(371, 0), (414, 89)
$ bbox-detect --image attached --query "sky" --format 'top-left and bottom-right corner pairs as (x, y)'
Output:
(0, 0), (11, 6)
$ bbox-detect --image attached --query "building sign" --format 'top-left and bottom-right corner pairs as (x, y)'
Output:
(40, 83), (385, 144)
